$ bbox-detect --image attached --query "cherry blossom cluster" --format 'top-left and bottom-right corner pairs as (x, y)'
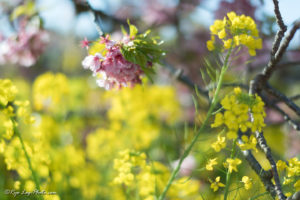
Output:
(0, 23), (49, 67)
(81, 35), (147, 90)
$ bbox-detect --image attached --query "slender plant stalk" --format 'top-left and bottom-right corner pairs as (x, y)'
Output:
(158, 48), (233, 200)
(223, 138), (238, 200)
(13, 122), (43, 200)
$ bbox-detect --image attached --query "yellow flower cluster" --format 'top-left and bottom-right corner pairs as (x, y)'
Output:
(105, 83), (181, 149)
(33, 72), (69, 112)
(277, 157), (300, 192)
(0, 79), (35, 155)
(0, 106), (14, 151)
(207, 11), (262, 56)
(1, 76), (197, 200)
(113, 149), (202, 200)
(0, 79), (18, 106)
(211, 87), (266, 140)
(4, 137), (50, 179)
(15, 100), (35, 124)
(113, 149), (147, 186)
(238, 135), (258, 152)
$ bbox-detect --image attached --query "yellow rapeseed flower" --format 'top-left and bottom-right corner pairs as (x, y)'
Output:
(211, 136), (226, 152)
(294, 180), (300, 191)
(238, 135), (258, 152)
(225, 158), (242, 173)
(206, 158), (218, 171)
(241, 176), (252, 190)
(277, 160), (287, 172)
(210, 176), (225, 192)
(211, 87), (266, 141)
(207, 11), (262, 56)
(0, 79), (18, 106)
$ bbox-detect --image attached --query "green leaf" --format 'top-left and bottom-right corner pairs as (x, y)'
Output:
(135, 51), (147, 68)
(127, 19), (138, 37)
(129, 24), (138, 37)
(120, 21), (165, 81)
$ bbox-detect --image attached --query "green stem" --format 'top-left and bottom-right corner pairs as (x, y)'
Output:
(158, 48), (232, 200)
(223, 138), (238, 200)
(13, 123), (43, 200)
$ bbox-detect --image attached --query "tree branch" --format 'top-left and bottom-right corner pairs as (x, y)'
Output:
(262, 94), (300, 131)
(241, 148), (276, 198)
(271, 0), (287, 56)
(255, 131), (286, 200)
(265, 84), (300, 117)
(262, 19), (300, 81)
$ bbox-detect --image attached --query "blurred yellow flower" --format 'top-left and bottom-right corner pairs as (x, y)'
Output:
(210, 176), (225, 192)
(225, 158), (242, 173)
(241, 176), (252, 190)
(206, 158), (218, 171)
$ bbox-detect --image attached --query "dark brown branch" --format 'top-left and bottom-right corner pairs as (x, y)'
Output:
(255, 131), (286, 200)
(241, 149), (276, 198)
(262, 94), (300, 131)
(276, 61), (300, 70)
(266, 84), (300, 117)
(290, 94), (300, 101)
(262, 19), (300, 81)
(271, 0), (287, 56)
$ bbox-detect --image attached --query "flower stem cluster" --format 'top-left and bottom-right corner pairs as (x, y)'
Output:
(207, 11), (262, 56)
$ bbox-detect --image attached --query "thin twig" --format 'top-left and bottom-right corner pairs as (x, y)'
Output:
(261, 94), (300, 131)
(262, 19), (300, 81)
(265, 84), (300, 117)
(290, 94), (300, 101)
(275, 61), (300, 69)
(270, 0), (287, 56)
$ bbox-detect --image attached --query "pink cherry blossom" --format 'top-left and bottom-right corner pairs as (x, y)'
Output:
(80, 37), (90, 49)
(0, 25), (49, 67)
(82, 35), (146, 90)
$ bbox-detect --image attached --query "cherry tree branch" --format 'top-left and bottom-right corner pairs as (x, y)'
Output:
(255, 131), (286, 200)
(270, 0), (287, 56)
(245, 4), (300, 200)
(241, 149), (276, 198)
(261, 94), (300, 131)
(262, 19), (300, 82)
(265, 84), (300, 116)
